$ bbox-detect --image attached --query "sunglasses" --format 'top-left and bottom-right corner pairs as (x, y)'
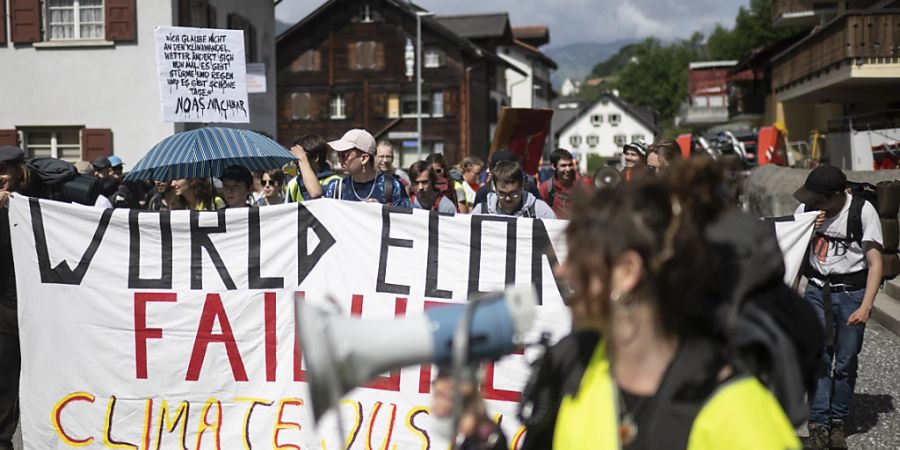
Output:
(261, 180), (279, 186)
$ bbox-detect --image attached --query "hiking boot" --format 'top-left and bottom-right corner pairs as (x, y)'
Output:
(829, 420), (848, 449)
(807, 422), (830, 450)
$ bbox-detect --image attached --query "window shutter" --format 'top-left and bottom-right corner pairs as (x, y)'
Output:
(81, 129), (113, 162)
(443, 91), (457, 117)
(10, 0), (41, 43)
(373, 42), (384, 70)
(291, 93), (310, 120)
(343, 92), (355, 119)
(105, 0), (136, 42)
(0, 0), (7, 45)
(0, 130), (18, 147)
(309, 93), (325, 120)
(372, 93), (387, 118)
(348, 43), (359, 69)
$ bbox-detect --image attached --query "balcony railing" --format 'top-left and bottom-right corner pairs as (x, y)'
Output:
(771, 11), (900, 90)
(773, 0), (817, 21)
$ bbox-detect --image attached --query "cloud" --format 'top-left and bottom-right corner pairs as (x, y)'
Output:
(614, 1), (673, 40)
(276, 0), (751, 46)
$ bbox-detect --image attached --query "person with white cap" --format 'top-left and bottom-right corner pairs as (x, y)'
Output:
(323, 129), (409, 207)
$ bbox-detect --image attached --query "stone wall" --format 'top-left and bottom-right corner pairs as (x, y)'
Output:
(745, 165), (900, 217)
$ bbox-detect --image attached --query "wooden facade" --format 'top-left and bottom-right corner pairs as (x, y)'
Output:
(276, 0), (508, 164)
(772, 11), (900, 91)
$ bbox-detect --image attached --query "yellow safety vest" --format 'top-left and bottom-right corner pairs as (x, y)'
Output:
(288, 174), (342, 202)
(553, 340), (801, 450)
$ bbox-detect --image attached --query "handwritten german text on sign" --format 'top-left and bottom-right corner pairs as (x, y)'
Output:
(155, 26), (250, 123)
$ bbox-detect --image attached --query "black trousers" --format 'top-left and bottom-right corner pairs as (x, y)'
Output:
(0, 332), (19, 450)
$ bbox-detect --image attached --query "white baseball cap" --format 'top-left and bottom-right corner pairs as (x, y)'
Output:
(328, 129), (376, 155)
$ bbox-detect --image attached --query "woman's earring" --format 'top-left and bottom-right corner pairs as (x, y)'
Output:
(610, 289), (621, 303)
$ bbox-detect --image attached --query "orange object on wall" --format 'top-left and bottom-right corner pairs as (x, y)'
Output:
(757, 126), (786, 166)
(677, 134), (692, 159)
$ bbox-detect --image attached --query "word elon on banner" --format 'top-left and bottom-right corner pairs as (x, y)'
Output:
(25, 199), (567, 302)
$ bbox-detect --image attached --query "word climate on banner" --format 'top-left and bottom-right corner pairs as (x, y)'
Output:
(155, 26), (249, 123)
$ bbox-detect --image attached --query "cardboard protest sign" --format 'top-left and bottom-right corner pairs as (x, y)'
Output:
(490, 108), (553, 175)
(155, 26), (250, 123)
(10, 197), (571, 449)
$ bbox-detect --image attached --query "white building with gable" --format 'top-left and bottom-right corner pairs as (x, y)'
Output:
(555, 92), (658, 171)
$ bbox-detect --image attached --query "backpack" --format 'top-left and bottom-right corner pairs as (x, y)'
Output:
(479, 197), (536, 218)
(804, 181), (896, 280)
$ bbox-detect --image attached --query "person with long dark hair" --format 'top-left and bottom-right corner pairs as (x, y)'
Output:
(170, 178), (225, 211)
(534, 159), (801, 450)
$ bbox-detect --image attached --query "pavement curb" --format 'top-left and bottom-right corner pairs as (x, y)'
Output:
(875, 280), (900, 337)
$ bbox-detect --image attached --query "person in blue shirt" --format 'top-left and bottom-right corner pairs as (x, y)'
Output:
(323, 129), (409, 207)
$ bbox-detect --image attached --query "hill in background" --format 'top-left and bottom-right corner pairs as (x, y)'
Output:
(545, 39), (636, 89)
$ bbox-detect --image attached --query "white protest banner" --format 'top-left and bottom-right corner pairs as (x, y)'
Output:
(10, 197), (571, 449)
(155, 26), (250, 123)
(768, 211), (819, 285)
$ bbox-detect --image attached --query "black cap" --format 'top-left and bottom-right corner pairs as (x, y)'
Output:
(92, 156), (111, 170)
(0, 146), (25, 164)
(793, 165), (847, 206)
(489, 149), (516, 170)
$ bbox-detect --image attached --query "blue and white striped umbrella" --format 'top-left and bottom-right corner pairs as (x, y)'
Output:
(124, 127), (296, 181)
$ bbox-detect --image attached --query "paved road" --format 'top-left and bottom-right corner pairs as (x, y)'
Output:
(11, 322), (900, 449)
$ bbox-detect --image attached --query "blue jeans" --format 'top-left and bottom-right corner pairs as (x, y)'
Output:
(804, 284), (867, 424)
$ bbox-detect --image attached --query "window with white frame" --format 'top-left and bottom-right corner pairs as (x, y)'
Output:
(590, 114), (602, 126)
(424, 48), (445, 68)
(401, 94), (431, 117)
(330, 94), (346, 119)
(48, 0), (105, 41)
(586, 135), (599, 147)
(608, 113), (621, 126)
(569, 135), (583, 147)
(613, 134), (627, 147)
(631, 134), (645, 144)
(23, 128), (82, 162)
(291, 93), (311, 120)
(432, 91), (444, 117)
(709, 95), (725, 107)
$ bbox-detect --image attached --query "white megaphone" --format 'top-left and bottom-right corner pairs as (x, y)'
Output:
(295, 285), (538, 422)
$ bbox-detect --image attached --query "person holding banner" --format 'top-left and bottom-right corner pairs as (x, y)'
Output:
(546, 159), (799, 450)
(0, 146), (27, 450)
(324, 129), (409, 207)
(473, 160), (556, 219)
(286, 135), (332, 202)
(792, 165), (883, 450)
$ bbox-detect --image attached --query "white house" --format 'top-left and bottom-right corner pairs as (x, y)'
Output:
(0, 0), (276, 166)
(498, 26), (556, 109)
(556, 93), (658, 171)
(560, 78), (581, 97)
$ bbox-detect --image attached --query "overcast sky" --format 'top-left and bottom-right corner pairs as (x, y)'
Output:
(275, 0), (750, 48)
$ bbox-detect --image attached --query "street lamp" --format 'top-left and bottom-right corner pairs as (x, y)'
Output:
(416, 11), (435, 160)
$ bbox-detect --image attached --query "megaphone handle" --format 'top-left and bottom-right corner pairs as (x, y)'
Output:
(449, 298), (481, 447)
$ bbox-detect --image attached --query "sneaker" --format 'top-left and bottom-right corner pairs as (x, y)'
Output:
(807, 422), (830, 450)
(830, 420), (848, 449)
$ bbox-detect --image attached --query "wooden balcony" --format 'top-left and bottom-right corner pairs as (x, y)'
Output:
(772, 0), (834, 27)
(771, 11), (900, 96)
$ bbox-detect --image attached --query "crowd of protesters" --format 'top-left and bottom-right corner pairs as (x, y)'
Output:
(0, 122), (885, 450)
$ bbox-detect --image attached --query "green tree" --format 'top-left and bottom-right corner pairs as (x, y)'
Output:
(707, 0), (799, 60)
